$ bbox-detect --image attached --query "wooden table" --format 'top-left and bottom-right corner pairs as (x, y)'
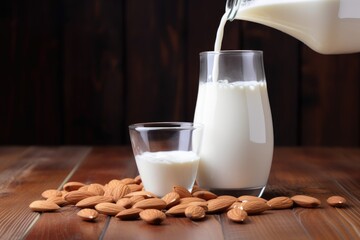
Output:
(1, 146), (359, 240)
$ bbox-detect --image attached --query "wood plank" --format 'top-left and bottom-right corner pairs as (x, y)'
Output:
(264, 148), (360, 239)
(242, 23), (300, 145)
(301, 49), (360, 146)
(25, 147), (137, 239)
(0, 0), (63, 144)
(125, 0), (186, 125)
(104, 215), (224, 240)
(63, 0), (125, 144)
(0, 147), (90, 240)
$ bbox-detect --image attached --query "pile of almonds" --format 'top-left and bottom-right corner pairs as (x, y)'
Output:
(29, 176), (347, 225)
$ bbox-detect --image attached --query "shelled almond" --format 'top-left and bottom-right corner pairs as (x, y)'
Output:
(29, 176), (347, 226)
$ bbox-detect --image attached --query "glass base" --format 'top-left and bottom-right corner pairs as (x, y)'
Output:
(208, 186), (266, 197)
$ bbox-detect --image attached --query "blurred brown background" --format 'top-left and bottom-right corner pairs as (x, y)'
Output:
(1, 0), (359, 146)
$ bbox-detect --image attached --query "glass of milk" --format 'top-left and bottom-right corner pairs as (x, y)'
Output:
(193, 50), (273, 197)
(129, 122), (202, 197)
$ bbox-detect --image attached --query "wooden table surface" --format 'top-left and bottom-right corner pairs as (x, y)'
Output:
(0, 146), (359, 240)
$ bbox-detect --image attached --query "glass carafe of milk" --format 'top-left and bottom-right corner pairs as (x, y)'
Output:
(194, 50), (273, 196)
(226, 0), (360, 54)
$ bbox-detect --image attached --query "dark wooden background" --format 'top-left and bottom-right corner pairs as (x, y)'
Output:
(1, 0), (359, 146)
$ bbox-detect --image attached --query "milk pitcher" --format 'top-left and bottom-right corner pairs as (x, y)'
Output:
(226, 0), (360, 54)
(193, 50), (273, 197)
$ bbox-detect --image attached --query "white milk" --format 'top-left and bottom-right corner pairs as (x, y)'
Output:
(232, 0), (360, 54)
(194, 81), (273, 189)
(135, 151), (200, 197)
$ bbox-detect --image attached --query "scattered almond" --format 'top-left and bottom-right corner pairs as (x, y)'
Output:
(185, 205), (206, 221)
(87, 183), (105, 196)
(191, 185), (205, 194)
(116, 208), (143, 220)
(238, 195), (267, 203)
(95, 202), (125, 216)
(111, 184), (131, 201)
(327, 196), (346, 208)
(64, 190), (97, 204)
(267, 196), (293, 209)
(29, 200), (60, 212)
(46, 196), (68, 206)
(217, 195), (238, 202)
(128, 184), (143, 192)
(140, 209), (166, 225)
(227, 208), (247, 223)
(166, 204), (190, 216)
(134, 175), (142, 184)
(192, 190), (217, 200)
(77, 208), (99, 221)
(291, 195), (321, 208)
(116, 198), (133, 208)
(76, 196), (113, 208)
(63, 181), (85, 192)
(125, 191), (156, 198)
(41, 189), (62, 199)
(120, 178), (136, 185)
(179, 197), (206, 205)
(132, 198), (166, 210)
(207, 198), (236, 214)
(161, 192), (181, 208)
(129, 195), (145, 205)
(240, 201), (270, 214)
(188, 201), (208, 211)
(173, 185), (192, 198)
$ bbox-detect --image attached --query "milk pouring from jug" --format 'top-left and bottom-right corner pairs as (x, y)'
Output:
(226, 0), (360, 54)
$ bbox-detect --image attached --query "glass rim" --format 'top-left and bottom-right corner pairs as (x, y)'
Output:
(129, 122), (202, 131)
(200, 50), (263, 56)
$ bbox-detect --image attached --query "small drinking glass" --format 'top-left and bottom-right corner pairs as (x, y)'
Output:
(129, 122), (202, 197)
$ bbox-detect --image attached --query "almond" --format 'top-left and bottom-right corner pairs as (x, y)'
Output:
(77, 208), (99, 221)
(188, 201), (208, 211)
(185, 205), (206, 221)
(29, 200), (60, 212)
(191, 185), (206, 194)
(291, 195), (321, 208)
(78, 185), (89, 192)
(166, 204), (190, 216)
(238, 195), (267, 203)
(207, 198), (236, 214)
(140, 209), (166, 225)
(111, 184), (131, 201)
(134, 175), (142, 184)
(267, 196), (293, 209)
(108, 179), (123, 189)
(127, 184), (143, 192)
(64, 190), (97, 204)
(76, 195), (113, 208)
(63, 181), (85, 192)
(179, 197), (206, 205)
(116, 198), (133, 208)
(41, 189), (62, 199)
(228, 202), (243, 210)
(120, 178), (136, 185)
(129, 195), (145, 205)
(116, 208), (143, 220)
(132, 198), (166, 210)
(173, 185), (192, 198)
(125, 191), (156, 198)
(161, 192), (180, 208)
(227, 208), (247, 223)
(327, 196), (346, 208)
(95, 202), (125, 216)
(87, 183), (105, 196)
(192, 191), (217, 200)
(240, 201), (270, 214)
(46, 196), (68, 206)
(217, 195), (238, 202)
